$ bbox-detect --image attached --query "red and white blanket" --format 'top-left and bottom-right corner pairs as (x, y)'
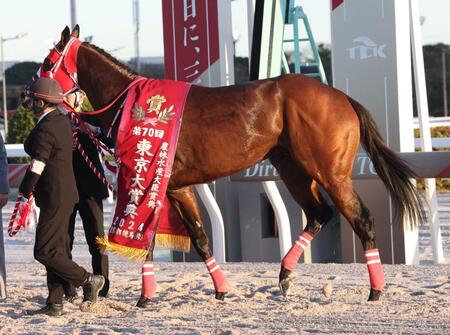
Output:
(97, 77), (191, 260)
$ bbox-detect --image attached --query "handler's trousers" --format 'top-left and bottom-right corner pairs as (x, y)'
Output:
(66, 195), (109, 297)
(34, 202), (89, 304)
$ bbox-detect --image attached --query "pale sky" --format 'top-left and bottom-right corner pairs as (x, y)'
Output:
(0, 0), (449, 62)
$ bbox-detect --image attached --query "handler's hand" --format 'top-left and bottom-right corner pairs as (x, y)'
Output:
(0, 193), (8, 208)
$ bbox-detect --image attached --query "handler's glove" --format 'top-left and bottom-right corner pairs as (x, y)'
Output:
(18, 172), (40, 199)
(19, 159), (46, 197)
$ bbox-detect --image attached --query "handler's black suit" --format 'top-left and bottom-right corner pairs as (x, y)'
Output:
(20, 109), (88, 305)
(66, 114), (113, 297)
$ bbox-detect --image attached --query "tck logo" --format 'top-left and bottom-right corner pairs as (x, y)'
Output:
(347, 37), (387, 60)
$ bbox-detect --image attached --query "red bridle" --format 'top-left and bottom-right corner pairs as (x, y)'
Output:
(38, 37), (82, 94)
(38, 37), (146, 115)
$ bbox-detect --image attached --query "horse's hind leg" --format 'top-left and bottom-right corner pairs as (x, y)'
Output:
(320, 177), (385, 301)
(167, 186), (228, 300)
(269, 150), (334, 296)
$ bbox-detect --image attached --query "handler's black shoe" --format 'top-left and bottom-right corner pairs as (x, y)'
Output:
(82, 274), (105, 303)
(26, 303), (63, 317)
(99, 278), (110, 298)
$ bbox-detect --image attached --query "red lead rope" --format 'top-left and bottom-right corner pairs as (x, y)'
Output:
(77, 77), (146, 115)
(68, 111), (118, 193)
(72, 128), (115, 193)
(8, 194), (36, 237)
(68, 111), (117, 162)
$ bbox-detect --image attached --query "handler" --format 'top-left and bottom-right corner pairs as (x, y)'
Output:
(62, 89), (112, 299)
(20, 77), (105, 316)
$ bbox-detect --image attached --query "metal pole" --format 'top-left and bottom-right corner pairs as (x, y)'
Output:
(247, 0), (256, 71)
(1, 37), (7, 140)
(262, 181), (291, 258)
(0, 212), (6, 299)
(410, 0), (443, 264)
(133, 0), (141, 73)
(0, 32), (26, 141)
(443, 47), (448, 117)
(70, 0), (77, 28)
(195, 184), (226, 262)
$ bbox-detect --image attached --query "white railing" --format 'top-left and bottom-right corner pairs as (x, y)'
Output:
(414, 138), (450, 149)
(413, 116), (450, 128)
(4, 144), (26, 157)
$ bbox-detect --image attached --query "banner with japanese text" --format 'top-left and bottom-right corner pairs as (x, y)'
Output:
(97, 77), (191, 260)
(163, 0), (220, 85)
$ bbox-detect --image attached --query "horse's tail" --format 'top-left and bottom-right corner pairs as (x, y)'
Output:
(347, 96), (423, 226)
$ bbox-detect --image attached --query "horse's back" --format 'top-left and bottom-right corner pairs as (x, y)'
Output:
(172, 78), (285, 186)
(171, 74), (359, 187)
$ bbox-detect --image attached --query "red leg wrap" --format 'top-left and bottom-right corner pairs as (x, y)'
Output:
(141, 261), (157, 298)
(365, 248), (385, 291)
(281, 231), (313, 271)
(205, 256), (228, 293)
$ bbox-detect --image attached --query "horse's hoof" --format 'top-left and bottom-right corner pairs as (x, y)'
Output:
(279, 266), (293, 297)
(136, 295), (152, 308)
(368, 288), (382, 301)
(215, 292), (227, 301)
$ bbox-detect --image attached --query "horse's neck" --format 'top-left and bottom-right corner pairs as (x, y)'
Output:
(77, 44), (137, 138)
(77, 44), (135, 110)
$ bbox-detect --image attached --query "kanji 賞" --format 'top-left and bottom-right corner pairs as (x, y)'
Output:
(129, 188), (144, 204)
(146, 95), (166, 113)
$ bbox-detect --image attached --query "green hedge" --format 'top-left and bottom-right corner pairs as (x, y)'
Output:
(7, 106), (36, 163)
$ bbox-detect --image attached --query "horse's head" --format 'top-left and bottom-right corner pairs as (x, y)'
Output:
(23, 25), (136, 133)
(22, 26), (83, 110)
(37, 25), (82, 94)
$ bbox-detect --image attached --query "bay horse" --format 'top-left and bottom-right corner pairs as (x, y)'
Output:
(36, 26), (422, 306)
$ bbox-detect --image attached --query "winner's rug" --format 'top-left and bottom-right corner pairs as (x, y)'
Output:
(98, 77), (191, 260)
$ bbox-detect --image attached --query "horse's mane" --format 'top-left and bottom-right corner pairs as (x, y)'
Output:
(85, 42), (138, 79)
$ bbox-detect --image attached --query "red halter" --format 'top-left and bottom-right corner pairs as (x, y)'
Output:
(38, 37), (146, 115)
(38, 37), (82, 94)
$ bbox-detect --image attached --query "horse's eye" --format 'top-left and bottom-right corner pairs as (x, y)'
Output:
(43, 58), (53, 71)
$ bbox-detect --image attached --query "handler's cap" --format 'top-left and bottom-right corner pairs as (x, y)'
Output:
(25, 77), (64, 104)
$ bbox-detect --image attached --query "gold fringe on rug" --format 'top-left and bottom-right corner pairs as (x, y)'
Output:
(96, 237), (148, 262)
(96, 234), (191, 261)
(155, 233), (191, 252)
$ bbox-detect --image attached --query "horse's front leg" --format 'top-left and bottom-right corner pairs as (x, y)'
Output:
(136, 235), (157, 308)
(168, 186), (228, 300)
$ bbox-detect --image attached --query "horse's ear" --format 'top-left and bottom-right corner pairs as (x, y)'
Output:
(60, 26), (71, 45)
(71, 25), (80, 38)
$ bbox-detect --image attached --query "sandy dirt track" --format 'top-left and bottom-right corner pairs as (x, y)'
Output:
(1, 262), (449, 334)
